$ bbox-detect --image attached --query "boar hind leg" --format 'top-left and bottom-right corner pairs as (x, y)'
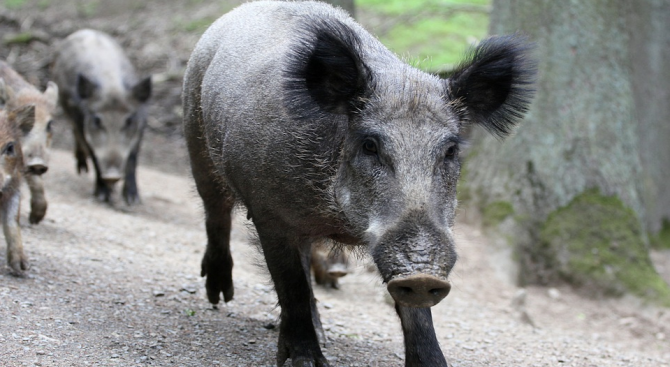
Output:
(3, 193), (28, 276)
(25, 174), (47, 224)
(396, 305), (448, 367)
(258, 230), (329, 367)
(122, 147), (140, 205)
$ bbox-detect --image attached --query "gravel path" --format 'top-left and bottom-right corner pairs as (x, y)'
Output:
(0, 149), (668, 367)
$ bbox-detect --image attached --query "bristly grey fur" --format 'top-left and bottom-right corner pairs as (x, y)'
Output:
(282, 14), (374, 121)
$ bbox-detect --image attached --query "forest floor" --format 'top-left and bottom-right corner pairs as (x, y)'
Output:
(1, 0), (670, 366)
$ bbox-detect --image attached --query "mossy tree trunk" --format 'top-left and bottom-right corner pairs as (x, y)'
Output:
(462, 0), (670, 304)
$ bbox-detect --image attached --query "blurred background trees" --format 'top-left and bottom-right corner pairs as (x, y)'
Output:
(462, 0), (670, 304)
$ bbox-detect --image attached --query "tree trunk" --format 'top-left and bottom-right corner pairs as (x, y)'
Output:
(629, 0), (670, 247)
(461, 0), (670, 304)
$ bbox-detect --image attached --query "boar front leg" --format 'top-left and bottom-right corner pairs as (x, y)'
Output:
(3, 193), (27, 275)
(25, 174), (47, 224)
(258, 229), (329, 367)
(396, 305), (448, 367)
(122, 147), (140, 205)
(74, 137), (89, 174)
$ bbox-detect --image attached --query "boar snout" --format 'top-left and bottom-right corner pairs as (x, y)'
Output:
(26, 158), (48, 175)
(102, 176), (121, 186)
(371, 210), (457, 307)
(387, 274), (451, 308)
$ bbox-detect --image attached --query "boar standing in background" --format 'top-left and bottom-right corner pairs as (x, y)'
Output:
(183, 1), (535, 366)
(0, 61), (58, 224)
(51, 29), (151, 204)
(311, 244), (349, 289)
(0, 105), (32, 275)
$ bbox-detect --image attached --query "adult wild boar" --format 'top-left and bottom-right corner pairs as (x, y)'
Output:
(51, 29), (151, 204)
(0, 61), (59, 224)
(0, 105), (32, 275)
(183, 1), (535, 366)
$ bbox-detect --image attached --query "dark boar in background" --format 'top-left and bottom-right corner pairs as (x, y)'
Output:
(183, 1), (535, 366)
(0, 61), (58, 224)
(52, 29), (151, 204)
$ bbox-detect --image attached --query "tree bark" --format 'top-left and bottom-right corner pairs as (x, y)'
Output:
(462, 0), (670, 303)
(628, 0), (670, 242)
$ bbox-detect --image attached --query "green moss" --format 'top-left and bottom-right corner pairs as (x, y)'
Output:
(650, 218), (670, 250)
(482, 201), (514, 227)
(540, 189), (670, 306)
(358, 0), (490, 72)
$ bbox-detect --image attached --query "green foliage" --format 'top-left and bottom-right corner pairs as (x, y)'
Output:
(358, 0), (490, 72)
(482, 201), (514, 227)
(651, 218), (670, 250)
(77, 0), (99, 17)
(359, 0), (489, 15)
(540, 189), (670, 306)
(5, 0), (28, 9)
(180, 17), (216, 33)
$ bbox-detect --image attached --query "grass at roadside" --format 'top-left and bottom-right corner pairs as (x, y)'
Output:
(358, 0), (491, 72)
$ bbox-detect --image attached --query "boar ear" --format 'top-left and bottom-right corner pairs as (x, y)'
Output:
(447, 35), (536, 138)
(285, 20), (370, 117)
(0, 78), (16, 105)
(77, 73), (96, 100)
(44, 81), (59, 109)
(132, 76), (152, 103)
(11, 104), (36, 135)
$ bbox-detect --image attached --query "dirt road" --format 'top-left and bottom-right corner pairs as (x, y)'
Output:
(0, 148), (668, 367)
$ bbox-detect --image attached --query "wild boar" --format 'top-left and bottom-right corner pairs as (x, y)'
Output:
(311, 244), (349, 289)
(183, 1), (536, 366)
(51, 29), (151, 204)
(0, 105), (32, 276)
(0, 61), (59, 224)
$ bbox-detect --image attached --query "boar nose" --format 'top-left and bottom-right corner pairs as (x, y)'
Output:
(102, 176), (121, 186)
(387, 274), (451, 308)
(27, 164), (48, 175)
(26, 158), (49, 175)
(327, 263), (349, 278)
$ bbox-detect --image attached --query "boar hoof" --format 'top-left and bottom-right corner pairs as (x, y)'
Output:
(29, 202), (47, 224)
(201, 257), (234, 304)
(277, 338), (330, 367)
(9, 257), (29, 277)
(123, 186), (141, 206)
(76, 159), (88, 174)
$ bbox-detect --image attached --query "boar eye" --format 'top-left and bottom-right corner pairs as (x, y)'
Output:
(46, 120), (54, 133)
(92, 116), (103, 129)
(362, 138), (378, 155)
(123, 116), (134, 130)
(445, 145), (458, 160)
(3, 142), (15, 156)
